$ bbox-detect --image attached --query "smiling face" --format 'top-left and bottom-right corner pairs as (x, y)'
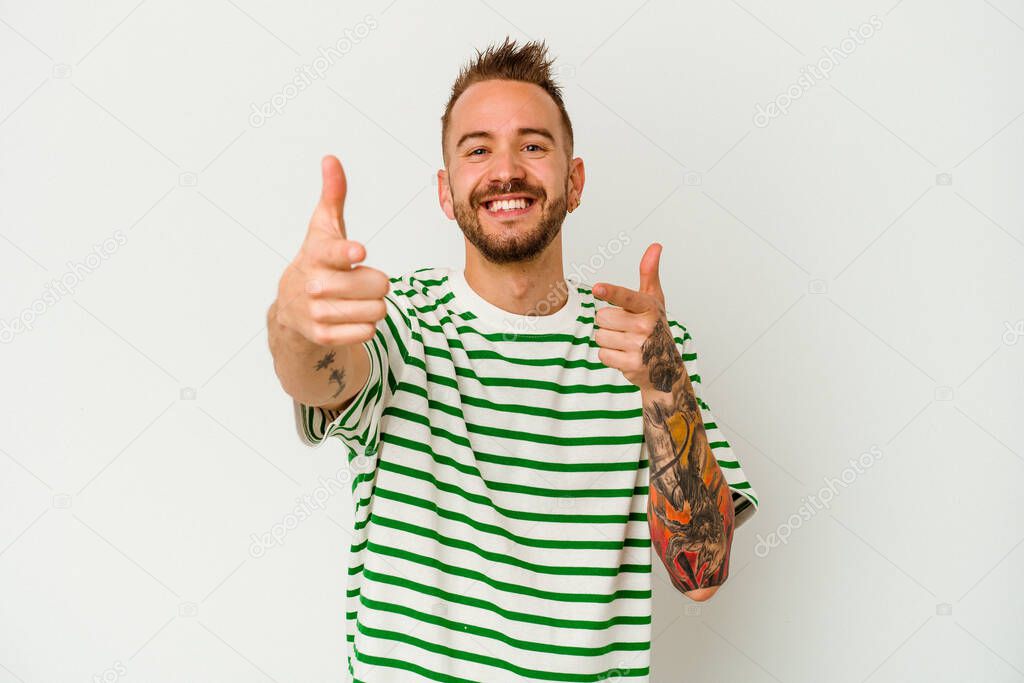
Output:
(439, 79), (584, 264)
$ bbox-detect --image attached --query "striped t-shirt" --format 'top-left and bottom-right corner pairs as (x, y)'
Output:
(294, 265), (759, 682)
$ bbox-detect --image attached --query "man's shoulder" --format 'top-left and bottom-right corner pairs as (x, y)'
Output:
(382, 266), (456, 334)
(387, 265), (453, 302)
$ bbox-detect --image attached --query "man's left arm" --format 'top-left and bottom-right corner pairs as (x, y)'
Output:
(639, 331), (734, 601)
(593, 242), (736, 602)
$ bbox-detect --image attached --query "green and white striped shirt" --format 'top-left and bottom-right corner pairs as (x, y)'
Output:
(295, 266), (759, 682)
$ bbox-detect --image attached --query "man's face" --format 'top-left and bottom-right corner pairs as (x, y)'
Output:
(439, 79), (582, 264)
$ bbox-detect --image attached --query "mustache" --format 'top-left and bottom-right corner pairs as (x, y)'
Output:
(473, 181), (546, 205)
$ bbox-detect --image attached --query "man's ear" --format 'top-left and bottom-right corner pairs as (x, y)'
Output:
(567, 157), (585, 212)
(438, 169), (455, 220)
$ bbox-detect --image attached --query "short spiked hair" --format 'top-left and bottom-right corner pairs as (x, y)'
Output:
(441, 36), (573, 165)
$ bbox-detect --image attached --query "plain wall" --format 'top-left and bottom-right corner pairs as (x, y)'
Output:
(1, 0), (1023, 680)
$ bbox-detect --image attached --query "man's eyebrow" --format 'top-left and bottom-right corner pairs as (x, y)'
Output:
(455, 127), (557, 149)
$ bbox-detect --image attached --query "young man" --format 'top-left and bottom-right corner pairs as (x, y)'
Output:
(268, 37), (759, 682)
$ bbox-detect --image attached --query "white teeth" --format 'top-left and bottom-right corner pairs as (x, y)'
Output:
(487, 198), (529, 212)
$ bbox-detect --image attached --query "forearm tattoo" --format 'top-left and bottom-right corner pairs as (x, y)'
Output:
(314, 350), (335, 371)
(314, 350), (347, 399)
(642, 319), (735, 592)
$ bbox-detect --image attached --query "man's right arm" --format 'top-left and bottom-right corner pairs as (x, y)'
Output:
(269, 154), (390, 415)
(267, 299), (370, 412)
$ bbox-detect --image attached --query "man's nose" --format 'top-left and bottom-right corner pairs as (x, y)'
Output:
(487, 148), (525, 190)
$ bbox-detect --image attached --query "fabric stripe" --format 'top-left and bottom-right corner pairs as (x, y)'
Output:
(291, 266), (760, 681)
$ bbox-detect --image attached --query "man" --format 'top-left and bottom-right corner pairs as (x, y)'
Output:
(268, 37), (759, 682)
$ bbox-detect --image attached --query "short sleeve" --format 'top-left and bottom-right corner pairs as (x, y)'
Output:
(668, 318), (760, 529)
(293, 280), (416, 461)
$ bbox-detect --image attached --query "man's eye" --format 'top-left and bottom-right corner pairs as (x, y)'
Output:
(525, 144), (544, 152)
(469, 148), (486, 156)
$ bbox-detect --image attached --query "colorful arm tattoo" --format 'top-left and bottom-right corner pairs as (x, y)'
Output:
(641, 319), (735, 593)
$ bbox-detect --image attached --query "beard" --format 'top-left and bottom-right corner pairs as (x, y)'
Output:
(452, 178), (568, 265)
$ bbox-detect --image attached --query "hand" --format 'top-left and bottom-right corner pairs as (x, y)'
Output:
(275, 155), (391, 347)
(593, 243), (682, 395)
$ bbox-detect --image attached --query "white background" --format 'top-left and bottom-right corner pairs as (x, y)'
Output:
(2, 0), (1023, 681)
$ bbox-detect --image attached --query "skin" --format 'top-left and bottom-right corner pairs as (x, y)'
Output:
(593, 244), (735, 601)
(274, 78), (733, 599)
(438, 79), (585, 316)
(269, 154), (389, 413)
(269, 79), (584, 414)
(438, 79), (732, 600)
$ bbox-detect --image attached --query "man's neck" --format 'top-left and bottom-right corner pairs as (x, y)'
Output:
(462, 243), (569, 317)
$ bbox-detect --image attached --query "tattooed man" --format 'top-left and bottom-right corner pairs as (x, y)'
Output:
(268, 36), (759, 682)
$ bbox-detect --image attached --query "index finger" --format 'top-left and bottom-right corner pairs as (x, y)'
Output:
(592, 282), (652, 314)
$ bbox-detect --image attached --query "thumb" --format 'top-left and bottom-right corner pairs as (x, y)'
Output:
(638, 242), (664, 304)
(316, 154), (348, 237)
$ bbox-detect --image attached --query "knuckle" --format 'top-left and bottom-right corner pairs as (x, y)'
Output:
(304, 277), (324, 296)
(342, 240), (362, 262)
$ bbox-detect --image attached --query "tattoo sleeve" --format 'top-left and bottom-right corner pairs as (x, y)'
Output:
(641, 319), (735, 593)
